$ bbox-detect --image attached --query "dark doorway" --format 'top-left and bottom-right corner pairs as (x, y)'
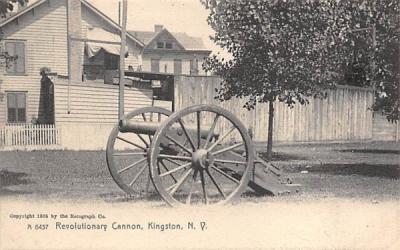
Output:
(38, 75), (55, 124)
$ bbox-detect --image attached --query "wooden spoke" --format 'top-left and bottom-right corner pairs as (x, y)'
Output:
(113, 152), (147, 156)
(145, 174), (151, 196)
(136, 133), (150, 148)
(203, 114), (220, 148)
(200, 171), (208, 204)
(141, 113), (152, 143)
(178, 119), (196, 151)
(167, 168), (193, 195)
(164, 158), (183, 166)
(207, 126), (236, 151)
(157, 163), (161, 175)
(211, 165), (240, 184)
(166, 135), (192, 155)
(117, 136), (147, 151)
(206, 169), (226, 199)
(186, 170), (198, 205)
(159, 162), (191, 177)
(158, 154), (192, 161)
(214, 158), (247, 165)
(117, 157), (147, 174)
(146, 105), (252, 206)
(159, 160), (178, 183)
(106, 106), (172, 196)
(212, 142), (244, 156)
(197, 111), (201, 149)
(229, 150), (247, 159)
(129, 164), (147, 186)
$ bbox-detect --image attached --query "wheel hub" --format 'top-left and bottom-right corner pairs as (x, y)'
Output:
(192, 149), (214, 170)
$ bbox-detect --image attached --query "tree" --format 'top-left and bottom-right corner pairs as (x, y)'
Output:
(201, 0), (356, 159)
(0, 0), (27, 17)
(338, 0), (399, 121)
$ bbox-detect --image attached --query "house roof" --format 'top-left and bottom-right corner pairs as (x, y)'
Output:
(0, 0), (145, 47)
(0, 0), (47, 27)
(81, 0), (144, 47)
(129, 29), (209, 51)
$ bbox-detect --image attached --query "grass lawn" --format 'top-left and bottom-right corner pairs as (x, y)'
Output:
(0, 141), (399, 204)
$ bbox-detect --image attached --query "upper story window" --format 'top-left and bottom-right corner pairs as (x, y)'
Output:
(7, 92), (27, 123)
(5, 41), (25, 74)
(156, 41), (173, 49)
(165, 42), (172, 49)
(157, 42), (164, 49)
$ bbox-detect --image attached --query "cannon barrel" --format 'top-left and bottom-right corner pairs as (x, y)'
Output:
(119, 119), (219, 140)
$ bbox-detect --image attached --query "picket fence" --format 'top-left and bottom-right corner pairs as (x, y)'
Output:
(0, 124), (61, 147)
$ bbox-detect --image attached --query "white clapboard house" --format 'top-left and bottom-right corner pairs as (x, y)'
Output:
(0, 0), (157, 150)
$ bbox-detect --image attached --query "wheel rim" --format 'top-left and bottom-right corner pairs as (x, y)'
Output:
(106, 107), (172, 196)
(149, 104), (254, 206)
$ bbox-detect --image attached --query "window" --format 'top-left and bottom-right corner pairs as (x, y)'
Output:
(151, 59), (160, 73)
(190, 59), (199, 75)
(5, 41), (25, 74)
(157, 42), (164, 49)
(7, 92), (26, 123)
(165, 42), (172, 49)
(174, 59), (182, 75)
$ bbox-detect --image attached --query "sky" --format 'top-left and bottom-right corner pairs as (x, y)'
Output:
(86, 0), (223, 55)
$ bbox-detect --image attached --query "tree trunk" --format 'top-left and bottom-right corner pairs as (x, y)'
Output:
(266, 101), (274, 160)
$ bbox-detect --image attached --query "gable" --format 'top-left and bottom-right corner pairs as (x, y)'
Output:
(146, 29), (185, 50)
(0, 0), (144, 48)
(0, 0), (69, 76)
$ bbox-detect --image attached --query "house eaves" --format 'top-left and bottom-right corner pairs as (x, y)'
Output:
(0, 0), (47, 27)
(0, 0), (145, 48)
(81, 0), (144, 47)
(143, 28), (186, 50)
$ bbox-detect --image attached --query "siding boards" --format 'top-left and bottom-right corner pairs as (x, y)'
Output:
(54, 79), (152, 124)
(174, 76), (374, 143)
(0, 0), (68, 125)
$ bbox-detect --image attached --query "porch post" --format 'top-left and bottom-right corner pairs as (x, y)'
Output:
(119, 0), (127, 121)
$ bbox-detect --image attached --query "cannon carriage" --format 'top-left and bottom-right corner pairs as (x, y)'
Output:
(106, 103), (295, 207)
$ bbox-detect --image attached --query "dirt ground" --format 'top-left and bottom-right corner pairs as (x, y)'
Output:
(1, 141), (399, 250)
(0, 141), (399, 202)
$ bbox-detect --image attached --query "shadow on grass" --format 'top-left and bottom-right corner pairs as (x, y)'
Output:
(338, 149), (400, 154)
(99, 192), (163, 203)
(259, 152), (308, 161)
(303, 164), (400, 179)
(0, 169), (34, 196)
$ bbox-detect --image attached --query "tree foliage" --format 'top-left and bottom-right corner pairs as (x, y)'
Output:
(201, 0), (399, 121)
(0, 0), (27, 18)
(340, 0), (399, 121)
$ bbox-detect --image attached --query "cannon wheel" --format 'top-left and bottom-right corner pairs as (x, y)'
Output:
(106, 107), (172, 196)
(149, 104), (254, 206)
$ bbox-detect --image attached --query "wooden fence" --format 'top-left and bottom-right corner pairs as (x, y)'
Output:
(373, 112), (399, 141)
(174, 75), (374, 143)
(0, 124), (61, 147)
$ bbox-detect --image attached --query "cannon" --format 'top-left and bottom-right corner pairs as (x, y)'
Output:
(106, 104), (295, 207)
